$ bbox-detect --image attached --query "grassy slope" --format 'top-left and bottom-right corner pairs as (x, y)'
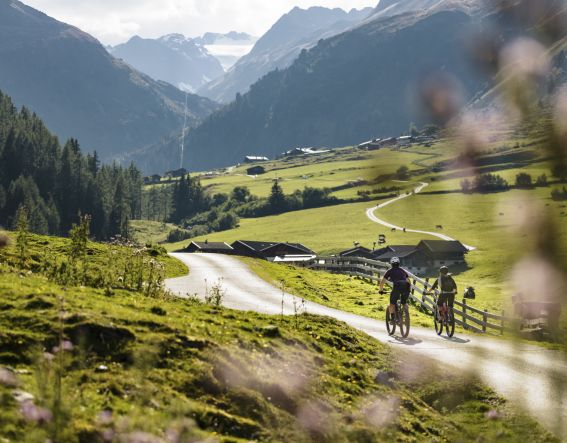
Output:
(165, 200), (424, 254)
(129, 220), (190, 245)
(198, 148), (425, 198)
(0, 236), (556, 442)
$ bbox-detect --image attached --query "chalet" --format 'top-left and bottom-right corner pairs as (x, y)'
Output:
(164, 168), (187, 178)
(143, 174), (162, 185)
(278, 147), (330, 159)
(247, 165), (266, 175)
(244, 156), (269, 163)
(374, 245), (427, 273)
(231, 240), (316, 262)
(373, 241), (468, 273)
(397, 136), (413, 146)
(339, 246), (376, 260)
(416, 240), (468, 267)
(184, 241), (234, 254)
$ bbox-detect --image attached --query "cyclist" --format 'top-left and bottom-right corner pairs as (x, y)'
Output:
(430, 266), (457, 319)
(379, 257), (411, 322)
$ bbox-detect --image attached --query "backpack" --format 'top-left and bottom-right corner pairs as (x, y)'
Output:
(464, 287), (476, 300)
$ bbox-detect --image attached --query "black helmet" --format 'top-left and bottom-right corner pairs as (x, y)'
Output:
(440, 266), (449, 275)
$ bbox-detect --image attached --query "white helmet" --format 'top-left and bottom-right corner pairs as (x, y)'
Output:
(390, 257), (400, 265)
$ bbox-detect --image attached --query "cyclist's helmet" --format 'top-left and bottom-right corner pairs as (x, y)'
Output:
(440, 266), (449, 275)
(390, 257), (400, 266)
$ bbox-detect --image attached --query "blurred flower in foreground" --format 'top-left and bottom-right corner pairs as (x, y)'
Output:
(418, 72), (465, 126)
(360, 395), (400, 428)
(0, 368), (18, 387)
(499, 37), (551, 116)
(296, 399), (333, 436)
(20, 400), (53, 424)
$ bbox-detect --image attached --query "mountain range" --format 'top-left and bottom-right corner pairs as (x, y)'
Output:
(133, 3), (487, 172)
(198, 6), (374, 103)
(0, 0), (219, 160)
(109, 34), (225, 93)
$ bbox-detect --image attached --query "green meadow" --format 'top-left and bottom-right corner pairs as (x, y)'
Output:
(1, 234), (553, 442)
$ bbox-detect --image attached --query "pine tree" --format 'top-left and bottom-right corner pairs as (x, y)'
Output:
(269, 179), (286, 213)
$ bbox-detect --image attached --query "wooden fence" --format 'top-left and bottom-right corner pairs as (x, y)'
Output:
(308, 256), (518, 335)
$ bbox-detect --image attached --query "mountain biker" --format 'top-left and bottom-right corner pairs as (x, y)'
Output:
(430, 266), (457, 316)
(379, 257), (411, 322)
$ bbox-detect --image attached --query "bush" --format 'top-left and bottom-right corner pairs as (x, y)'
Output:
(473, 174), (509, 192)
(396, 166), (410, 180)
(166, 228), (192, 243)
(535, 174), (548, 187)
(551, 187), (567, 201)
(515, 173), (533, 188)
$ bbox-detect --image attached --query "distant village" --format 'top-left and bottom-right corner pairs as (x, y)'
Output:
(182, 238), (469, 275)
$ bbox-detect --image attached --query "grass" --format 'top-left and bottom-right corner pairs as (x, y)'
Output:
(166, 200), (424, 254)
(129, 220), (190, 245)
(0, 235), (556, 442)
(197, 147), (426, 198)
(240, 257), (437, 329)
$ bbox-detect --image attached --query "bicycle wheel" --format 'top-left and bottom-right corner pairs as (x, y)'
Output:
(433, 306), (443, 335)
(385, 308), (396, 336)
(445, 308), (455, 337)
(400, 305), (410, 338)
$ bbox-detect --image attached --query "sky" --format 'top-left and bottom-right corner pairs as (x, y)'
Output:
(23, 0), (379, 46)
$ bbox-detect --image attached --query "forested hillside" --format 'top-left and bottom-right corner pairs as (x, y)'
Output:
(0, 91), (141, 239)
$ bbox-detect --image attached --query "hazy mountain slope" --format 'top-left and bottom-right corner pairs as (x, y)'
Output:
(0, 0), (218, 160)
(176, 9), (485, 172)
(110, 34), (225, 92)
(199, 6), (373, 103)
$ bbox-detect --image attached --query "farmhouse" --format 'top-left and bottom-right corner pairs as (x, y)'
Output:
(246, 165), (266, 175)
(278, 147), (330, 159)
(244, 156), (269, 163)
(231, 240), (316, 262)
(143, 174), (161, 185)
(373, 240), (468, 273)
(184, 241), (234, 254)
(338, 246), (376, 260)
(165, 168), (187, 178)
(397, 136), (413, 146)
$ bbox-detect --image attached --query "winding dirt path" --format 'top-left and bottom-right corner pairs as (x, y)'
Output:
(366, 182), (476, 251)
(167, 253), (566, 439)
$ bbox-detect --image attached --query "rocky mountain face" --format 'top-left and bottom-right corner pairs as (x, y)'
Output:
(0, 0), (219, 160)
(198, 6), (373, 103)
(109, 34), (225, 92)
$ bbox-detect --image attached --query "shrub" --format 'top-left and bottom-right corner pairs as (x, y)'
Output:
(535, 174), (548, 187)
(396, 166), (410, 180)
(515, 173), (533, 188)
(551, 187), (567, 201)
(473, 174), (509, 192)
(166, 229), (192, 243)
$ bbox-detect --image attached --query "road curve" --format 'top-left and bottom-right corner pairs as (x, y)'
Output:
(167, 253), (566, 439)
(366, 182), (476, 251)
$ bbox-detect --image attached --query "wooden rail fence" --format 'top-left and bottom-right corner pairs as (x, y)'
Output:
(308, 256), (517, 335)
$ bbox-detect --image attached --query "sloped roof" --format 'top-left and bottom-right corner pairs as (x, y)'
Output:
(339, 246), (372, 256)
(233, 240), (314, 255)
(418, 240), (467, 253)
(188, 242), (233, 251)
(376, 245), (419, 260)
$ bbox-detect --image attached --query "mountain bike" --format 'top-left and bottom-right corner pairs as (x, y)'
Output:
(430, 292), (455, 337)
(380, 290), (410, 338)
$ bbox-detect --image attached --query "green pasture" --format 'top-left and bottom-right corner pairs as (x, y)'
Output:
(198, 148), (426, 198)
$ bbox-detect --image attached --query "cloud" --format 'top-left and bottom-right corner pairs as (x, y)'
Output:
(22, 0), (378, 45)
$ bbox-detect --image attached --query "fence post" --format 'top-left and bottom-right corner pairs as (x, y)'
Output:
(482, 309), (488, 333)
(462, 299), (468, 330)
(501, 310), (505, 335)
(411, 279), (417, 295)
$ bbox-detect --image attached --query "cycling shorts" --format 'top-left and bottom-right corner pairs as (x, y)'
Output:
(437, 292), (455, 308)
(390, 281), (410, 305)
